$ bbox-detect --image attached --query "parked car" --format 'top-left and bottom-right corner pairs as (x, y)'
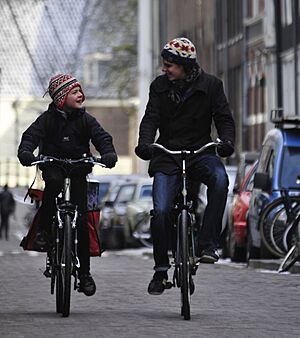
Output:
(125, 179), (153, 247)
(220, 165), (238, 240)
(247, 111), (300, 258)
(226, 160), (258, 261)
(100, 176), (153, 249)
(89, 174), (142, 204)
(98, 175), (143, 250)
(198, 165), (237, 233)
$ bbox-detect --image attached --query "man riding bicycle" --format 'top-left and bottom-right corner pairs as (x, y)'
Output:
(135, 37), (235, 295)
(18, 74), (118, 296)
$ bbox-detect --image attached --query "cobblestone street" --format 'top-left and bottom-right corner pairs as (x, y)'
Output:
(1, 218), (300, 338)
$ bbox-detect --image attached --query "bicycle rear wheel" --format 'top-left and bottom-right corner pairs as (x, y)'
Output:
(278, 243), (300, 273)
(180, 209), (190, 320)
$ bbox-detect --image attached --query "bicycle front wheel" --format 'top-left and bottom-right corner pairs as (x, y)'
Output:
(55, 227), (63, 314)
(180, 209), (190, 320)
(60, 214), (72, 317)
(278, 243), (300, 273)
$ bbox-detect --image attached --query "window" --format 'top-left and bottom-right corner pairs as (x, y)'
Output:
(280, 146), (300, 188)
(139, 185), (152, 199)
(83, 53), (112, 87)
(281, 0), (293, 26)
(245, 166), (257, 192)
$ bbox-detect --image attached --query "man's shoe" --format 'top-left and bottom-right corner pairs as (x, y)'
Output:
(198, 248), (219, 264)
(78, 274), (96, 296)
(148, 271), (168, 295)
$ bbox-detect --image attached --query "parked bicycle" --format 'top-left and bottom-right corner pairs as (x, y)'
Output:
(31, 155), (104, 317)
(259, 189), (300, 258)
(150, 140), (220, 320)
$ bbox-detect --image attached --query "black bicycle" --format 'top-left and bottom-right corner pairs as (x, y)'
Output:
(31, 155), (104, 317)
(151, 140), (220, 320)
(276, 192), (300, 273)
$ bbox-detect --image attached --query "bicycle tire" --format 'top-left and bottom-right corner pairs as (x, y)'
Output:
(259, 196), (300, 257)
(61, 214), (72, 317)
(278, 243), (300, 273)
(56, 228), (63, 314)
(180, 209), (190, 320)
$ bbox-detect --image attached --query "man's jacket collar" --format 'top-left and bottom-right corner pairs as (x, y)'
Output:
(155, 71), (209, 94)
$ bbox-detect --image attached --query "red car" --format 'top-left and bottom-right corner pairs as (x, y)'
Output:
(226, 160), (258, 262)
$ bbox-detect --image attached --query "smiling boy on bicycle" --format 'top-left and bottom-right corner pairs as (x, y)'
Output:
(135, 37), (235, 295)
(18, 74), (117, 296)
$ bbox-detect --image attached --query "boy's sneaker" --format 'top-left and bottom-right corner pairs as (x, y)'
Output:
(148, 271), (168, 295)
(198, 248), (219, 264)
(78, 274), (96, 296)
(34, 230), (51, 252)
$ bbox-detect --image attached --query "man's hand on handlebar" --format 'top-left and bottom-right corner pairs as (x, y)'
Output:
(18, 151), (36, 167)
(135, 144), (153, 161)
(216, 139), (234, 158)
(100, 152), (118, 168)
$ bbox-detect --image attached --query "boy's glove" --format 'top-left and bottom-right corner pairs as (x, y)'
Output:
(217, 140), (234, 158)
(135, 144), (153, 161)
(18, 151), (35, 166)
(101, 152), (117, 168)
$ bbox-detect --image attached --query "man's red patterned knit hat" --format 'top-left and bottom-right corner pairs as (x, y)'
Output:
(161, 37), (197, 65)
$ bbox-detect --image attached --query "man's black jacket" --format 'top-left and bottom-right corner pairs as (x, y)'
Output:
(137, 71), (235, 176)
(18, 103), (116, 166)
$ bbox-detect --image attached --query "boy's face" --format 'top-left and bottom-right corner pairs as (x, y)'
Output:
(64, 86), (84, 110)
(162, 60), (186, 81)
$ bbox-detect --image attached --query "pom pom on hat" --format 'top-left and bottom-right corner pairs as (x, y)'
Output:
(46, 74), (85, 109)
(161, 37), (197, 65)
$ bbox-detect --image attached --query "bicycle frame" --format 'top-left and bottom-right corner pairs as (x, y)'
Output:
(31, 155), (105, 317)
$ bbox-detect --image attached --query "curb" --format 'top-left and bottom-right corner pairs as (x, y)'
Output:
(248, 259), (300, 274)
(143, 250), (300, 275)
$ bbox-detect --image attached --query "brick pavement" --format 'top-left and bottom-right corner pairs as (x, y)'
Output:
(0, 218), (300, 338)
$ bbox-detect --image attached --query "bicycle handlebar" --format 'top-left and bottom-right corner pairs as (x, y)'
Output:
(150, 138), (222, 155)
(31, 155), (106, 168)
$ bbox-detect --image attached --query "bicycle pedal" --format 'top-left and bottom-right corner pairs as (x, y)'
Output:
(43, 269), (51, 278)
(191, 264), (198, 275)
(165, 281), (173, 289)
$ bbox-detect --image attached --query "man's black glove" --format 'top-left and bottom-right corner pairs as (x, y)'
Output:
(135, 144), (153, 161)
(101, 152), (118, 168)
(217, 140), (234, 158)
(18, 151), (35, 167)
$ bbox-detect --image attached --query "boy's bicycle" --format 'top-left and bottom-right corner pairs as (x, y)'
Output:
(31, 155), (104, 317)
(151, 140), (220, 320)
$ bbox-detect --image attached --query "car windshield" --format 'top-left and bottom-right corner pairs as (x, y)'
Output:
(139, 185), (152, 199)
(116, 184), (135, 203)
(106, 185), (121, 202)
(280, 146), (300, 189)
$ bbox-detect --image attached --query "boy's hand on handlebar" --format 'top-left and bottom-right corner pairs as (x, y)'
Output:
(135, 144), (153, 161)
(217, 139), (234, 158)
(18, 151), (36, 166)
(100, 152), (118, 168)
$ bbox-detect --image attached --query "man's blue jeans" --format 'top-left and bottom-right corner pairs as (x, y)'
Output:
(151, 154), (229, 272)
